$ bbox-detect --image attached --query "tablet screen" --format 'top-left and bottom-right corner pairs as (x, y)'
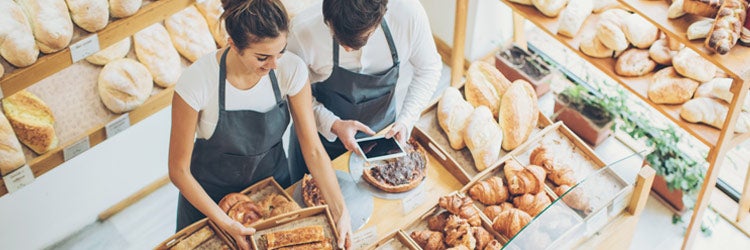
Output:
(357, 137), (404, 160)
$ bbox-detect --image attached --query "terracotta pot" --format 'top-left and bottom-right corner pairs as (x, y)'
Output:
(645, 163), (687, 212)
(494, 47), (553, 97)
(553, 98), (613, 147)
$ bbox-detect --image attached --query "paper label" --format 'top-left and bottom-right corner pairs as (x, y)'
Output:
(585, 208), (609, 236)
(63, 136), (91, 161)
(352, 227), (378, 250)
(3, 165), (35, 193)
(70, 34), (100, 63)
(401, 189), (426, 214)
(106, 114), (130, 138)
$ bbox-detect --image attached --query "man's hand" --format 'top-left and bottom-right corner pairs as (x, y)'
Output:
(331, 119), (376, 155)
(384, 121), (408, 146)
(222, 220), (255, 250)
(335, 207), (353, 249)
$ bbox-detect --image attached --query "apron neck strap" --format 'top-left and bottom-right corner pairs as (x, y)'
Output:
(219, 48), (283, 111)
(332, 19), (399, 66)
(269, 69), (282, 102)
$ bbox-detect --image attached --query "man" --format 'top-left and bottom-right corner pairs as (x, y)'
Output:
(287, 0), (441, 180)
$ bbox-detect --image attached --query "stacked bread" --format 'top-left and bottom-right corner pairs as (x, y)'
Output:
(410, 194), (502, 250)
(680, 0), (748, 53)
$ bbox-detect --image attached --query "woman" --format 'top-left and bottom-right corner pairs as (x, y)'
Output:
(168, 0), (351, 249)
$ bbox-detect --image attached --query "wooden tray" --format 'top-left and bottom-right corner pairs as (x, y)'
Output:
(155, 218), (230, 250)
(368, 230), (420, 250)
(250, 206), (340, 250)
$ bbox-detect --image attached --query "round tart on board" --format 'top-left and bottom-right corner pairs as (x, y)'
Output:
(361, 138), (429, 193)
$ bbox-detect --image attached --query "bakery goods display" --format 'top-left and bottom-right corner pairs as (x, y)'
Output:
(263, 226), (328, 249)
(681, 97), (750, 133)
(0, 0), (39, 67)
(499, 80), (539, 151)
(615, 49), (656, 77)
(17, 0), (74, 54)
(0, 111), (26, 175)
(465, 61), (511, 117)
(134, 23), (182, 88)
(705, 0), (747, 55)
(97, 58), (154, 113)
(557, 0), (593, 37)
(86, 37), (132, 66)
(463, 106), (503, 171)
(648, 67), (700, 105)
(439, 194), (482, 227)
(411, 194), (500, 250)
(302, 174), (327, 207)
(109, 0), (142, 18)
(218, 185), (301, 229)
(2, 90), (58, 154)
(672, 48), (717, 82)
(195, 0), (228, 48)
(438, 87), (474, 150)
(362, 138), (428, 193)
(165, 6), (216, 62)
(683, 0), (723, 18)
(65, 0), (109, 32)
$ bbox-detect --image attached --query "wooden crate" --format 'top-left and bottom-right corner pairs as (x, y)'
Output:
(367, 230), (420, 250)
(155, 218), (229, 250)
(250, 206), (339, 250)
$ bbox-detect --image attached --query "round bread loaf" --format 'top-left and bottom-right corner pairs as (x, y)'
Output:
(86, 37), (131, 66)
(673, 48), (717, 82)
(98, 58), (153, 113)
(615, 49), (656, 77)
(110, 0), (142, 18)
(66, 0), (109, 32)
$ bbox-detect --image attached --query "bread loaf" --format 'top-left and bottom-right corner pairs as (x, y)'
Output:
(597, 18), (629, 51)
(0, 111), (26, 175)
(98, 58), (154, 113)
(492, 208), (532, 239)
(109, 0), (141, 18)
(532, 0), (569, 17)
(683, 0), (723, 18)
(499, 80), (538, 151)
(593, 0), (619, 13)
(622, 14), (659, 48)
(134, 23), (182, 88)
(195, 0), (228, 48)
(508, 0), (533, 5)
(669, 0), (687, 19)
(648, 67), (700, 104)
(0, 0), (39, 67)
(65, 0), (109, 32)
(437, 87), (474, 150)
(465, 61), (511, 117)
(615, 49), (656, 77)
(598, 8), (630, 26)
(673, 48), (717, 82)
(2, 90), (58, 154)
(705, 0), (747, 55)
(649, 36), (680, 65)
(463, 106), (503, 171)
(165, 6), (216, 62)
(687, 19), (714, 40)
(695, 78), (750, 111)
(580, 31), (618, 58)
(17, 0), (74, 54)
(557, 0), (593, 38)
(681, 97), (750, 133)
(85, 37), (131, 66)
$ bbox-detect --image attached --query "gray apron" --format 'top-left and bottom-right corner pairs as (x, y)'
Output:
(176, 49), (291, 231)
(288, 20), (400, 182)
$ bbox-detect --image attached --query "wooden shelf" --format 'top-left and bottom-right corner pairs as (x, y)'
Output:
(0, 0), (193, 99)
(618, 0), (750, 81)
(496, 0), (750, 148)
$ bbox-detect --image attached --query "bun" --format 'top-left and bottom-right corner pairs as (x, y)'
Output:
(694, 78), (750, 111)
(86, 37), (131, 66)
(557, 0), (593, 38)
(66, 0), (109, 32)
(648, 67), (699, 104)
(499, 80), (538, 151)
(0, 0), (39, 67)
(673, 48), (717, 82)
(622, 14), (658, 49)
(580, 32), (617, 58)
(109, 0), (142, 18)
(596, 17), (629, 51)
(465, 61), (511, 117)
(1, 90), (58, 154)
(649, 37), (680, 65)
(17, 0), (74, 53)
(681, 97), (750, 133)
(615, 49), (656, 77)
(98, 58), (154, 113)
(0, 112), (25, 175)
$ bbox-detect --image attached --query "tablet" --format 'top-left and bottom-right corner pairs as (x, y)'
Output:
(354, 135), (406, 162)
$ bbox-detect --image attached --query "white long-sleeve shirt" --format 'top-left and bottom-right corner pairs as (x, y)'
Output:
(287, 0), (442, 141)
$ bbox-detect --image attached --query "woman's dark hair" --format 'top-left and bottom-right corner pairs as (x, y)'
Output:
(323, 0), (388, 50)
(221, 0), (289, 52)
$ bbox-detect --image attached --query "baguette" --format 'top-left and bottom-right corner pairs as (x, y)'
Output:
(134, 23), (182, 88)
(17, 0), (74, 54)
(465, 61), (511, 117)
(705, 0), (747, 54)
(499, 80), (538, 151)
(0, 0), (39, 67)
(265, 226), (327, 249)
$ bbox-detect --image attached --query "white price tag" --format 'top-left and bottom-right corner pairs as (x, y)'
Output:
(352, 227), (378, 250)
(70, 34), (100, 63)
(3, 165), (35, 193)
(585, 208), (609, 236)
(63, 136), (91, 161)
(106, 114), (130, 138)
(401, 189), (426, 214)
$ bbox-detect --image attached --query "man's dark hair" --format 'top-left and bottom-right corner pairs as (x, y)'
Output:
(322, 0), (388, 50)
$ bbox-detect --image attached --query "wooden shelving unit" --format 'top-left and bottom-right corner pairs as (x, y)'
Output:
(451, 0), (750, 249)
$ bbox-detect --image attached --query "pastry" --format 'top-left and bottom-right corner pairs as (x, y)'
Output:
(437, 87), (474, 150)
(302, 174), (326, 207)
(687, 19), (715, 40)
(0, 0), (39, 67)
(134, 23), (182, 88)
(362, 138), (428, 193)
(681, 97), (750, 133)
(438, 194), (482, 227)
(110, 0), (141, 18)
(557, 0), (593, 37)
(17, 0), (74, 53)
(465, 61), (511, 117)
(227, 201), (262, 227)
(276, 241), (333, 250)
(463, 106), (503, 171)
(492, 208), (532, 239)
(86, 37), (131, 66)
(513, 192), (552, 217)
(483, 202), (514, 221)
(683, 0), (723, 17)
(648, 67), (700, 105)
(673, 48), (717, 82)
(2, 90), (58, 154)
(428, 211), (451, 231)
(649, 37), (680, 65)
(98, 58), (154, 113)
(259, 193), (299, 218)
(485, 240), (503, 250)
(0, 111), (25, 175)
(410, 230), (445, 250)
(196, 0), (229, 47)
(218, 192), (252, 213)
(472, 226), (493, 250)
(531, 0), (569, 17)
(264, 226), (327, 249)
(622, 14), (659, 49)
(499, 80), (538, 151)
(171, 226), (214, 250)
(503, 159), (546, 195)
(668, 0), (687, 19)
(165, 6), (216, 62)
(469, 176), (509, 205)
(705, 0), (747, 54)
(615, 49), (656, 77)
(553, 185), (593, 214)
(444, 215), (476, 249)
(65, 0), (109, 32)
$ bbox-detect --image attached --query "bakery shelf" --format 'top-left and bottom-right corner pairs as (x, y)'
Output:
(0, 0), (193, 100)
(618, 0), (750, 81)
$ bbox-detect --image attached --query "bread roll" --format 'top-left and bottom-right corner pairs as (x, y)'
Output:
(683, 0), (723, 18)
(593, 0), (619, 13)
(85, 37), (131, 66)
(598, 8), (630, 26)
(0, 0), (39, 67)
(668, 0), (687, 19)
(1, 90), (58, 154)
(622, 14), (659, 49)
(673, 48), (717, 82)
(687, 19), (714, 40)
(109, 0), (141, 18)
(134, 23), (182, 87)
(17, 0), (74, 54)
(195, 0), (228, 48)
(580, 31), (617, 58)
(438, 87), (474, 150)
(463, 106), (503, 171)
(648, 67), (700, 104)
(465, 61), (512, 117)
(532, 0), (569, 17)
(681, 97), (750, 133)
(649, 37), (679, 65)
(557, 0), (593, 38)
(597, 18), (629, 51)
(499, 80), (538, 151)
(508, 0), (533, 5)
(65, 0), (109, 32)
(165, 6), (216, 62)
(0, 111), (26, 175)
(615, 49), (656, 77)
(705, 0), (747, 55)
(695, 78), (750, 111)
(98, 58), (154, 113)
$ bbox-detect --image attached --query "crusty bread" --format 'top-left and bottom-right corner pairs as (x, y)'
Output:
(17, 0), (74, 54)
(683, 0), (723, 18)
(109, 0), (141, 18)
(499, 80), (538, 151)
(649, 36), (680, 65)
(165, 6), (216, 62)
(615, 48), (656, 77)
(0, 0), (39, 67)
(580, 31), (617, 58)
(695, 78), (750, 111)
(134, 23), (182, 88)
(687, 19), (714, 40)
(557, 0), (593, 38)
(437, 87), (474, 150)
(668, 0), (687, 19)
(264, 226), (327, 249)
(597, 18), (629, 51)
(681, 97), (750, 133)
(85, 37), (131, 66)
(195, 0), (228, 48)
(463, 106), (503, 171)
(65, 0), (109, 32)
(465, 61), (512, 117)
(622, 14), (659, 49)
(98, 58), (154, 113)
(673, 48), (717, 82)
(0, 111), (26, 175)
(171, 226), (214, 250)
(705, 0), (747, 54)
(532, 0), (569, 17)
(2, 90), (58, 154)
(648, 67), (700, 104)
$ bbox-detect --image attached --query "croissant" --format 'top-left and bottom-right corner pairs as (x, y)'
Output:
(473, 226), (493, 250)
(504, 160), (546, 195)
(428, 211), (451, 231)
(483, 202), (514, 221)
(530, 146), (577, 186)
(446, 246), (470, 250)
(548, 166), (577, 186)
(411, 230), (446, 250)
(469, 176), (510, 205)
(439, 195), (482, 226)
(444, 215), (476, 249)
(485, 240), (503, 250)
(513, 192), (552, 217)
(492, 208), (532, 239)
(530, 146), (554, 170)
(554, 185), (593, 214)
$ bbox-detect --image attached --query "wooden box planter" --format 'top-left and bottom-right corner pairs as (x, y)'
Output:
(642, 161), (687, 213)
(495, 45), (554, 97)
(552, 96), (614, 147)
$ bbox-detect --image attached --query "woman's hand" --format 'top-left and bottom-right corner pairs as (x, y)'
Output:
(334, 206), (353, 249)
(222, 220), (256, 250)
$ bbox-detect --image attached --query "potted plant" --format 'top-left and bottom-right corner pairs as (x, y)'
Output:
(495, 44), (556, 97)
(553, 85), (615, 147)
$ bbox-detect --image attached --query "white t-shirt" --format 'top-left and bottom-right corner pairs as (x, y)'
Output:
(175, 50), (308, 139)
